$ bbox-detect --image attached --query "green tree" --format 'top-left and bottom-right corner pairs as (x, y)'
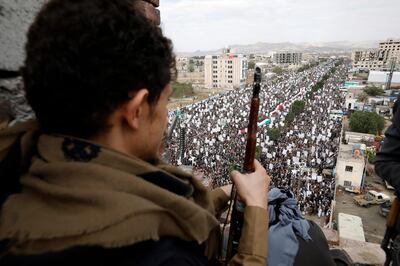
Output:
(272, 66), (284, 75)
(229, 164), (241, 172)
(349, 111), (385, 135)
(255, 145), (262, 160)
(248, 61), (256, 70)
(335, 59), (344, 67)
(311, 74), (329, 92)
(357, 92), (369, 110)
(291, 100), (305, 115)
(364, 85), (385, 96)
(366, 148), (376, 164)
(267, 128), (281, 141)
(285, 111), (295, 123)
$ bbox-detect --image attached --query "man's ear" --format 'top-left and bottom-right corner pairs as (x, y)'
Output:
(124, 89), (149, 130)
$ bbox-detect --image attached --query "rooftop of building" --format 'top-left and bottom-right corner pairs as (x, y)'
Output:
(379, 39), (400, 44)
(345, 131), (376, 143)
(337, 142), (366, 163)
(368, 71), (400, 84)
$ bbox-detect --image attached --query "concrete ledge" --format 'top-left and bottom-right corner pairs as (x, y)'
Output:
(341, 238), (385, 265)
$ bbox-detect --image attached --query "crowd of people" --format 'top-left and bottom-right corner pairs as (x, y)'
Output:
(166, 60), (348, 216)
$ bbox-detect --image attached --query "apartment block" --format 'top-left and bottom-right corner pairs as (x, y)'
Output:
(352, 39), (400, 71)
(204, 49), (247, 89)
(272, 52), (302, 65)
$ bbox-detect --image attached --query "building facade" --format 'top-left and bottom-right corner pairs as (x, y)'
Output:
(351, 50), (383, 70)
(204, 49), (248, 89)
(379, 39), (400, 70)
(336, 143), (366, 193)
(352, 39), (400, 71)
(272, 52), (302, 65)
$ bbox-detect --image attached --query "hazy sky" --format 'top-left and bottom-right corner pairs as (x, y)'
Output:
(159, 0), (400, 52)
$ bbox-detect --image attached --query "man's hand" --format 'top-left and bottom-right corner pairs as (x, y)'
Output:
(220, 184), (233, 198)
(231, 160), (270, 209)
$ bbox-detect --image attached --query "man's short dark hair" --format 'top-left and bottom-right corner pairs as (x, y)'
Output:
(23, 0), (176, 138)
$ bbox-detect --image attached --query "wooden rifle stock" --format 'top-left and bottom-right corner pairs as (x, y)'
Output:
(226, 67), (262, 261)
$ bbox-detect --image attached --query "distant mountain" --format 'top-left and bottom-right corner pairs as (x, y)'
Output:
(177, 40), (381, 57)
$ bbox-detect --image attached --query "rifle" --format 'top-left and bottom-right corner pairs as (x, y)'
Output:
(225, 67), (262, 261)
(382, 197), (400, 266)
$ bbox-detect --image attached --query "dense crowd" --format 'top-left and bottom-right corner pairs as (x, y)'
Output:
(166, 60), (348, 216)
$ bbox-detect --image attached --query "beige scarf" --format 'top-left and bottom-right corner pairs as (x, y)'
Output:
(0, 123), (220, 257)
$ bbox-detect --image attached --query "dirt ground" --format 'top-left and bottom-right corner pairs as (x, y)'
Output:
(334, 167), (394, 244)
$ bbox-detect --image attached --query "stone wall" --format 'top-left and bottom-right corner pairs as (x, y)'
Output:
(0, 0), (161, 123)
(0, 0), (47, 71)
(0, 77), (34, 123)
(0, 0), (47, 123)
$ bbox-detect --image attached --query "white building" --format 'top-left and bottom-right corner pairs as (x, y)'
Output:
(368, 71), (400, 86)
(204, 49), (247, 89)
(344, 86), (366, 110)
(272, 52), (302, 65)
(336, 143), (366, 192)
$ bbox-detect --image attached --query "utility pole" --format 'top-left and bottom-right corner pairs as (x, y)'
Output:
(386, 57), (396, 91)
(179, 125), (186, 164)
(163, 109), (181, 163)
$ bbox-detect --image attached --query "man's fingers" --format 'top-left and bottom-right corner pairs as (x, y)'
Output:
(231, 170), (240, 180)
(254, 159), (268, 176)
(254, 159), (263, 170)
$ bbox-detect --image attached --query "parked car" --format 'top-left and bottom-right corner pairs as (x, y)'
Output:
(353, 190), (390, 207)
(379, 201), (391, 217)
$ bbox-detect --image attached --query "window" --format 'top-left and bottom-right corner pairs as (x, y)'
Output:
(345, 166), (353, 172)
(344, 181), (352, 187)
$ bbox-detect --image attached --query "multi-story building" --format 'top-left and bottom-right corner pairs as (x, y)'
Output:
(352, 39), (400, 71)
(336, 142), (366, 193)
(272, 52), (302, 65)
(176, 57), (189, 72)
(351, 50), (384, 70)
(379, 39), (400, 69)
(204, 48), (247, 89)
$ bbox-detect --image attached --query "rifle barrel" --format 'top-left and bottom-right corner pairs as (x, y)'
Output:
(226, 67), (262, 261)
